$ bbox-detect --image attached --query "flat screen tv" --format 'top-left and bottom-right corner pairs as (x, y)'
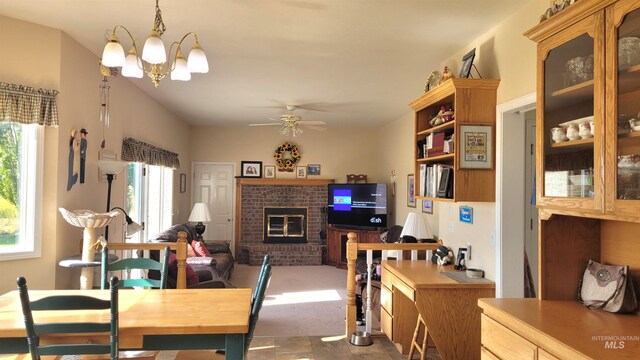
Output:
(327, 183), (387, 229)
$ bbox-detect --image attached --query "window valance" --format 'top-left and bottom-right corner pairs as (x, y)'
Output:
(121, 137), (180, 169)
(0, 82), (59, 126)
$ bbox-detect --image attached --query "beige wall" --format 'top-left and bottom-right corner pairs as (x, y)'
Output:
(0, 16), (192, 293)
(375, 0), (547, 281)
(189, 126), (379, 183)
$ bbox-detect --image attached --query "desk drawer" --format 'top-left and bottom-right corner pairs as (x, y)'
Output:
(381, 307), (393, 339)
(381, 268), (393, 288)
(392, 276), (415, 301)
(481, 315), (536, 360)
(380, 284), (392, 313)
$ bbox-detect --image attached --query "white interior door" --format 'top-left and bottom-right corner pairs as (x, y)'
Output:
(192, 163), (235, 254)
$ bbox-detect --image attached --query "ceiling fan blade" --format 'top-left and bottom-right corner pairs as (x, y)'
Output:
(304, 125), (327, 131)
(298, 120), (327, 125)
(249, 123), (281, 127)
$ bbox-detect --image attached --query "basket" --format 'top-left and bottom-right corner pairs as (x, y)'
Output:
(58, 208), (119, 228)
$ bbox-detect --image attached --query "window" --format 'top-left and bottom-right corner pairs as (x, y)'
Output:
(0, 123), (43, 260)
(125, 163), (173, 242)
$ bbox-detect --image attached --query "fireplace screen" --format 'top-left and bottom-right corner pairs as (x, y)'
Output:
(264, 207), (307, 243)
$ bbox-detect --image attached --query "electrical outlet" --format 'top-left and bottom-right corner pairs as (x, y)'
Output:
(448, 221), (455, 233)
(467, 243), (472, 261)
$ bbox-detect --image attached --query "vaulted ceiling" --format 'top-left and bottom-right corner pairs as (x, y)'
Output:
(0, 0), (529, 128)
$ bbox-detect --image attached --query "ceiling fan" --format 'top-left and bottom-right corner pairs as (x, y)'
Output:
(249, 105), (327, 137)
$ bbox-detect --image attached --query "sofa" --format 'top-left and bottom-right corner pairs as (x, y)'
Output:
(149, 223), (235, 288)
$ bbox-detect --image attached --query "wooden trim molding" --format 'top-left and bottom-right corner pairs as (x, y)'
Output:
(235, 177), (334, 186)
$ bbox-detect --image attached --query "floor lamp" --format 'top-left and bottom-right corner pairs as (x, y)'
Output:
(97, 160), (128, 241)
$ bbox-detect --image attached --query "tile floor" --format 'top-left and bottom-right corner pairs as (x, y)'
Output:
(157, 334), (442, 360)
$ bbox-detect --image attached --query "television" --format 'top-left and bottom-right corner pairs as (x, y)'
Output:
(327, 183), (387, 229)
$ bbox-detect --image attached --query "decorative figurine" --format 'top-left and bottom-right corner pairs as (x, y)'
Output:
(441, 66), (455, 83)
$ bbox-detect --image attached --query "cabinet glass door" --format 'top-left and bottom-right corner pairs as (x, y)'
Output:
(615, 7), (640, 202)
(607, 1), (640, 217)
(542, 32), (596, 201)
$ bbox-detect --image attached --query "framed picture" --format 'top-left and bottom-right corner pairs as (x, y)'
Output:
(459, 125), (493, 169)
(296, 165), (307, 179)
(407, 174), (416, 207)
(307, 164), (321, 176)
(264, 165), (275, 179)
(179, 173), (187, 193)
(459, 48), (476, 78)
(422, 199), (433, 214)
(459, 205), (473, 224)
(241, 161), (262, 178)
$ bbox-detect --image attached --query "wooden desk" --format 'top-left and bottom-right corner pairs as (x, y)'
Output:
(381, 260), (495, 360)
(0, 288), (252, 360)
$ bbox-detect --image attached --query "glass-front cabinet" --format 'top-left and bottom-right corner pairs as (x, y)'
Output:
(607, 1), (640, 221)
(537, 14), (603, 213)
(533, 0), (640, 221)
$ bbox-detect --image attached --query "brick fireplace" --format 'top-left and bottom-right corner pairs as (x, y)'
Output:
(234, 178), (334, 265)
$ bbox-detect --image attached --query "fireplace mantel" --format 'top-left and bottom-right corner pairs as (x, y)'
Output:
(235, 177), (334, 186)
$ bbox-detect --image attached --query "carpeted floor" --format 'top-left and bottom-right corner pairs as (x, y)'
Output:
(231, 264), (348, 337)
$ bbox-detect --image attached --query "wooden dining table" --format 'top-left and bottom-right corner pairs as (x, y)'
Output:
(0, 288), (252, 360)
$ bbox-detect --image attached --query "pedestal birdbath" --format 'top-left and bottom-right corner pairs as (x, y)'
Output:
(59, 208), (119, 289)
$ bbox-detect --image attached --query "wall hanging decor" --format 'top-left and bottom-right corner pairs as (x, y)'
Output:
(274, 142), (301, 172)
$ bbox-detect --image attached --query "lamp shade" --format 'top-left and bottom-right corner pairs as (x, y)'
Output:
(400, 213), (431, 240)
(187, 43), (209, 73)
(101, 39), (125, 67)
(171, 56), (191, 81)
(97, 160), (128, 175)
(122, 49), (144, 78)
(189, 203), (211, 222)
(142, 31), (166, 64)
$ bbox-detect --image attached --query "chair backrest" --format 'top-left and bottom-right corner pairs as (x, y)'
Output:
(101, 245), (170, 289)
(244, 254), (272, 356)
(17, 276), (119, 359)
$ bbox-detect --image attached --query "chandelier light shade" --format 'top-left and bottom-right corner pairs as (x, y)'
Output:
(101, 0), (209, 87)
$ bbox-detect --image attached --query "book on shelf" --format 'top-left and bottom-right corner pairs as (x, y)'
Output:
(422, 164), (453, 198)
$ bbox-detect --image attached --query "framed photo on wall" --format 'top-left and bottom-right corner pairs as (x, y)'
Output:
(264, 165), (275, 179)
(179, 173), (187, 193)
(459, 125), (493, 169)
(422, 199), (433, 214)
(241, 161), (262, 178)
(296, 166), (307, 179)
(307, 164), (321, 176)
(407, 174), (416, 207)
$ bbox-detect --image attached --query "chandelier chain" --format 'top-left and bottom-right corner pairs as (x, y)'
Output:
(153, 0), (166, 36)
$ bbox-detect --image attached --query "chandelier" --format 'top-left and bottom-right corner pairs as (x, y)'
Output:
(100, 0), (209, 87)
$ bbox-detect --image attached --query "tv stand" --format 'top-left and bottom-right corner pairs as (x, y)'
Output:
(325, 226), (384, 269)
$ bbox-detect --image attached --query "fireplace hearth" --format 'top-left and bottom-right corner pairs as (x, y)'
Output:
(263, 207), (307, 244)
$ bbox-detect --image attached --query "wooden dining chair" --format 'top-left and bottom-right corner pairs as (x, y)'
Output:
(17, 276), (119, 360)
(175, 255), (272, 360)
(101, 245), (170, 289)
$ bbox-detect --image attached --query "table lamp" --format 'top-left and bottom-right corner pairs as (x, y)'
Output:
(189, 203), (212, 240)
(97, 160), (128, 241)
(400, 212), (432, 242)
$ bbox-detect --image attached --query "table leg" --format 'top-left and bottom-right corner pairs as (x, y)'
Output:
(224, 334), (244, 360)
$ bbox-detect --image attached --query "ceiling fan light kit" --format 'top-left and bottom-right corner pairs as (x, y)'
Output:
(100, 0), (209, 87)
